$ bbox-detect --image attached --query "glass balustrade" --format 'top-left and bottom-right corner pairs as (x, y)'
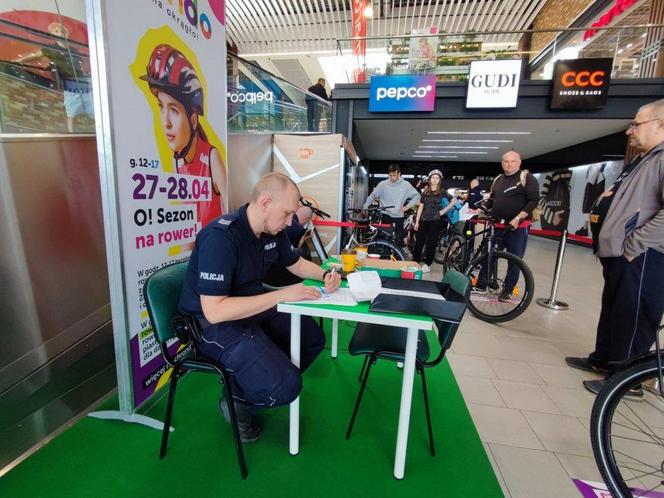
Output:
(227, 53), (331, 134)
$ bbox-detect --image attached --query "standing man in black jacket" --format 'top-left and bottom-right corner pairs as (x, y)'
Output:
(479, 151), (540, 301)
(306, 78), (329, 131)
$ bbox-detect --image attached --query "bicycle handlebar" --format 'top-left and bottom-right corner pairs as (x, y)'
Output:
(300, 198), (330, 219)
(348, 205), (395, 212)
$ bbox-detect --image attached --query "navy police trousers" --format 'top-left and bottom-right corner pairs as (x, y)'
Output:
(196, 307), (325, 408)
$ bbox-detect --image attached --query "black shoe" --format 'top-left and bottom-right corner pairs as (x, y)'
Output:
(565, 356), (609, 374)
(472, 284), (487, 294)
(575, 226), (588, 237)
(583, 379), (643, 400)
(219, 395), (262, 443)
(498, 290), (512, 302)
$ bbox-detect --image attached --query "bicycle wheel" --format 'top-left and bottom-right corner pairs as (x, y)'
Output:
(442, 235), (466, 273)
(366, 239), (405, 261)
(591, 356), (664, 498)
(465, 250), (534, 323)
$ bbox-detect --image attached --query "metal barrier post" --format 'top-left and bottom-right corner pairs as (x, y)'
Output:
(536, 229), (570, 310)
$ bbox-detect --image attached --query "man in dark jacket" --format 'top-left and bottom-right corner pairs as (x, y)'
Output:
(477, 151), (539, 301)
(306, 78), (329, 131)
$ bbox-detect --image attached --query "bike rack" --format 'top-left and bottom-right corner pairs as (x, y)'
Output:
(536, 229), (569, 311)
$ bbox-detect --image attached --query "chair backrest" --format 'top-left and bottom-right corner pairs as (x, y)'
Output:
(144, 262), (191, 365)
(434, 270), (471, 352)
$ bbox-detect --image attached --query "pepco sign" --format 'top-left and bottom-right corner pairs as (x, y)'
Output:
(369, 75), (436, 112)
(551, 58), (613, 110)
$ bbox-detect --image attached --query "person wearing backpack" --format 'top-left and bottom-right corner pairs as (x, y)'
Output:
(477, 150), (540, 302)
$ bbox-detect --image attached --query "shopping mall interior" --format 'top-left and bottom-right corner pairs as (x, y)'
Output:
(1, 1), (664, 497)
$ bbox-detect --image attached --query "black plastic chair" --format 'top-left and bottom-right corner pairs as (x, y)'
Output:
(143, 261), (248, 479)
(345, 270), (471, 456)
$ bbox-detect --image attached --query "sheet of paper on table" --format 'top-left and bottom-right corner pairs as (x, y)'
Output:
(347, 271), (383, 301)
(285, 287), (358, 306)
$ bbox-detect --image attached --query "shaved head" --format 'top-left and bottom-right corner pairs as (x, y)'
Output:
(251, 172), (300, 202)
(501, 150), (522, 176)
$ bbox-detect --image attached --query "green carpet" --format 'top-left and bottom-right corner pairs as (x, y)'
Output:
(0, 321), (502, 498)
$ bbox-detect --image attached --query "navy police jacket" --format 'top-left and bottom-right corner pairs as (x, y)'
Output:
(179, 205), (301, 318)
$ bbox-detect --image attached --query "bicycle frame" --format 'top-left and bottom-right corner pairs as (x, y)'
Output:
(462, 220), (497, 270)
(306, 221), (329, 262)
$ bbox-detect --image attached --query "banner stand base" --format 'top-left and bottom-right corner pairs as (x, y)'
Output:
(87, 410), (173, 432)
(536, 298), (569, 311)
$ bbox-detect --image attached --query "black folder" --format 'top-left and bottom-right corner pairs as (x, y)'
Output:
(369, 278), (466, 323)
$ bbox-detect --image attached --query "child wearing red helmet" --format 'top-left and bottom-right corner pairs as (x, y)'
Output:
(142, 44), (227, 227)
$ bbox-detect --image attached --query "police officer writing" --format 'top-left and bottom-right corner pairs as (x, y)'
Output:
(179, 173), (341, 442)
(566, 99), (664, 398)
(477, 151), (539, 302)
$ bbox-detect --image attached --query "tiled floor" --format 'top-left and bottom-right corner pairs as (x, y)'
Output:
(425, 236), (609, 497)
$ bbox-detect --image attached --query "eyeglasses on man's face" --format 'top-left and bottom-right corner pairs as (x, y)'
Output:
(628, 118), (663, 129)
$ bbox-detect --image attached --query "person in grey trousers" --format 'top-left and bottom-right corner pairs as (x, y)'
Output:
(362, 163), (421, 247)
(566, 99), (664, 398)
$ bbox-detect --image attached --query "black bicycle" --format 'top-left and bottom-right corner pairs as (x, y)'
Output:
(441, 213), (534, 323)
(346, 206), (406, 260)
(591, 325), (664, 498)
(433, 218), (464, 264)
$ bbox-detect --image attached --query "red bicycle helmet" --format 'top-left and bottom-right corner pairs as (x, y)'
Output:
(141, 44), (204, 116)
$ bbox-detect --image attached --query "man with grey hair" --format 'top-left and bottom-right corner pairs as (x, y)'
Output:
(566, 99), (664, 397)
(478, 151), (539, 301)
(179, 173), (341, 441)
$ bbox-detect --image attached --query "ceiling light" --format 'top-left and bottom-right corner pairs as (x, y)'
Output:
(642, 32), (648, 38)
(427, 131), (531, 135)
(422, 139), (513, 143)
(626, 43), (633, 48)
(418, 145), (499, 149)
(617, 49), (623, 54)
(416, 151), (488, 154)
(413, 155), (458, 159)
(364, 4), (373, 17)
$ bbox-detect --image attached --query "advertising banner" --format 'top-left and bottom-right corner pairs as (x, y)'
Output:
(408, 27), (438, 71)
(466, 59), (522, 108)
(532, 161), (622, 240)
(550, 58), (613, 110)
(537, 168), (572, 232)
(573, 478), (664, 498)
(351, 0), (366, 83)
(369, 74), (436, 112)
(90, 0), (227, 409)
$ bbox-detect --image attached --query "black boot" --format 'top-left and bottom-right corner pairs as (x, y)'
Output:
(219, 394), (262, 443)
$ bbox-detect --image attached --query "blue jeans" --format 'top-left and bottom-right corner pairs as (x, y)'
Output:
(478, 226), (528, 293)
(196, 307), (325, 408)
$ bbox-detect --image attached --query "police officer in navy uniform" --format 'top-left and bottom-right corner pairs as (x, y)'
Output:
(179, 173), (341, 442)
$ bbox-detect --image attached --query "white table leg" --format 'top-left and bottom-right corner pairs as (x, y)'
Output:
(331, 319), (339, 358)
(394, 327), (418, 479)
(290, 312), (301, 455)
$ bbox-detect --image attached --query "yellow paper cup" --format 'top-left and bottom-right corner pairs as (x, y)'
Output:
(341, 248), (357, 273)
